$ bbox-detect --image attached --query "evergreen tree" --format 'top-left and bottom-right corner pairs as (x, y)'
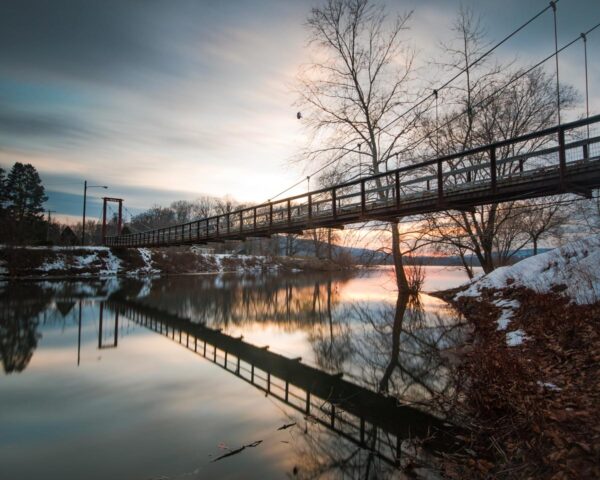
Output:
(4, 163), (48, 243)
(7, 163), (47, 223)
(0, 167), (7, 220)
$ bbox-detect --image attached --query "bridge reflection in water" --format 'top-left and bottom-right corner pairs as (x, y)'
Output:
(105, 288), (462, 468)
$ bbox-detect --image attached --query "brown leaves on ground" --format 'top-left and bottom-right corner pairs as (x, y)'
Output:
(444, 286), (600, 479)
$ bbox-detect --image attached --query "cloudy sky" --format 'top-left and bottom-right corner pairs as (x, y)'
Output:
(1, 0), (598, 223)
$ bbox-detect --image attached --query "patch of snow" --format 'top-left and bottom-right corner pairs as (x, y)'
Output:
(98, 249), (121, 276)
(506, 329), (528, 347)
(496, 308), (514, 331)
(75, 252), (99, 267)
(40, 256), (67, 272)
(493, 299), (520, 330)
(127, 248), (160, 276)
(537, 381), (562, 391)
(457, 234), (600, 304)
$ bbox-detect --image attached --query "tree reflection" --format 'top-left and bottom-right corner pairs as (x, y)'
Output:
(308, 280), (354, 372)
(129, 273), (352, 331)
(0, 284), (50, 374)
(295, 290), (467, 477)
(350, 291), (466, 413)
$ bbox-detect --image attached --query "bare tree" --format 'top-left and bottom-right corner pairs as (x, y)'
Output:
(421, 8), (576, 275)
(518, 198), (570, 255)
(573, 189), (600, 235)
(297, 0), (420, 291)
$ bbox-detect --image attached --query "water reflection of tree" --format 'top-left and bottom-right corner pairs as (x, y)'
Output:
(0, 284), (50, 374)
(135, 273), (353, 331)
(351, 292), (466, 414)
(295, 292), (466, 478)
(307, 280), (354, 372)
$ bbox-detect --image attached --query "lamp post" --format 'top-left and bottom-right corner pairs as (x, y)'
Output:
(82, 181), (108, 245)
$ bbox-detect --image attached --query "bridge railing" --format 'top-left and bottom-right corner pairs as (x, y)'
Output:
(106, 114), (600, 247)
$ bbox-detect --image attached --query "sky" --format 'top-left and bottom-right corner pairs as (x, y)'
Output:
(0, 0), (599, 223)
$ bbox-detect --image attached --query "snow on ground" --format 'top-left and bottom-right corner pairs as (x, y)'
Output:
(40, 256), (67, 272)
(537, 381), (562, 391)
(457, 234), (600, 305)
(210, 253), (280, 273)
(127, 248), (160, 276)
(506, 329), (528, 347)
(39, 249), (122, 276)
(98, 249), (122, 276)
(493, 299), (520, 330)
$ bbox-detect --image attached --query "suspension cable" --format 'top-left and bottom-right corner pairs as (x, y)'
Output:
(389, 22), (600, 161)
(551, 1), (561, 125)
(582, 32), (590, 138)
(265, 1), (559, 204)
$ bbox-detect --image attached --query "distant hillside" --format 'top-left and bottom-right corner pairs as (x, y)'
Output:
(251, 236), (551, 266)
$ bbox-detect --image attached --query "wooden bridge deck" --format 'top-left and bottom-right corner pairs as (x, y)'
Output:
(105, 115), (600, 248)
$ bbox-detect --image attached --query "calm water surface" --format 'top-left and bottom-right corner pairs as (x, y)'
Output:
(0, 267), (473, 480)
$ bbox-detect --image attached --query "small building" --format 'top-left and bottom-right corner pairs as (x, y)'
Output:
(60, 226), (79, 246)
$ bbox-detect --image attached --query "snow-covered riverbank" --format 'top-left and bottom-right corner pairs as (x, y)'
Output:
(440, 236), (600, 479)
(0, 245), (350, 279)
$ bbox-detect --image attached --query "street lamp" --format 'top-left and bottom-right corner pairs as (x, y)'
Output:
(82, 180), (108, 245)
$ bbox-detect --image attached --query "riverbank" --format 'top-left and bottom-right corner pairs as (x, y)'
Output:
(0, 245), (354, 280)
(438, 235), (600, 479)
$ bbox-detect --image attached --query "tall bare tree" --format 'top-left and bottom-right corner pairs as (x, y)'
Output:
(421, 8), (575, 276)
(297, 0), (420, 290)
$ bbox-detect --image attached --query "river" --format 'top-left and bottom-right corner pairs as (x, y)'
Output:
(0, 266), (476, 479)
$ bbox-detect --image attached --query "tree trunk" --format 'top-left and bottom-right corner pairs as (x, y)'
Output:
(391, 222), (409, 292)
(458, 249), (474, 280)
(532, 236), (538, 256)
(481, 252), (495, 274)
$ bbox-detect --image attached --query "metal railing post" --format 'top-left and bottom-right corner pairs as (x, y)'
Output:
(558, 126), (566, 189)
(332, 189), (337, 218)
(490, 146), (497, 193)
(395, 171), (400, 209)
(437, 160), (444, 205)
(360, 180), (366, 215)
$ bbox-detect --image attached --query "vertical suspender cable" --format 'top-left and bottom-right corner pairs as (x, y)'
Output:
(581, 32), (590, 139)
(434, 89), (439, 155)
(551, 1), (561, 124)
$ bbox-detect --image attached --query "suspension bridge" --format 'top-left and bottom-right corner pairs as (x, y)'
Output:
(101, 2), (600, 249)
(105, 115), (600, 248)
